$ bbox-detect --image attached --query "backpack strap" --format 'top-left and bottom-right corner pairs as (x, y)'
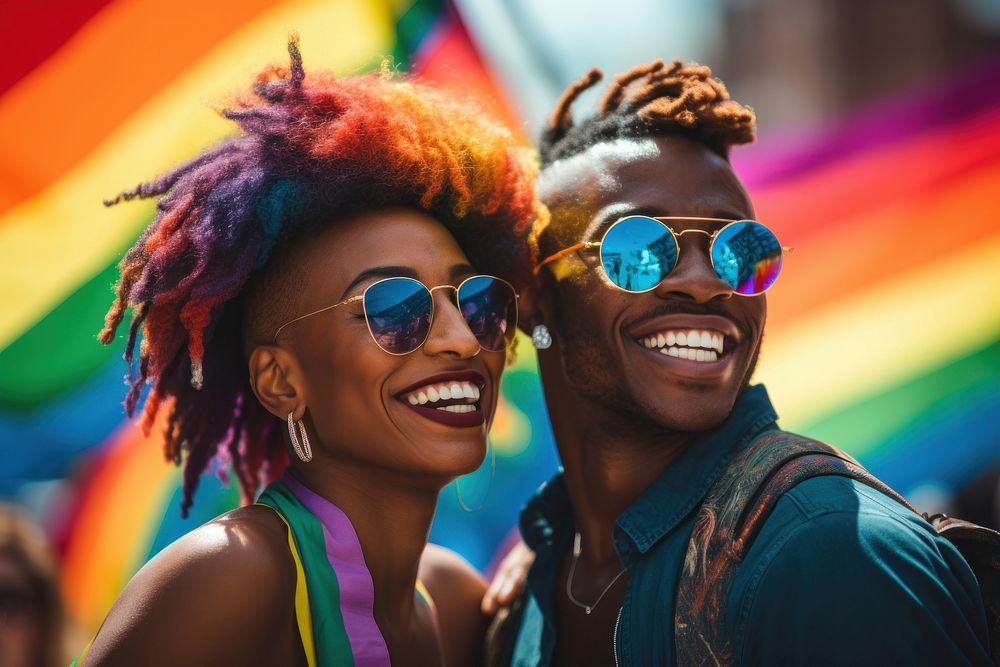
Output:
(674, 430), (916, 666)
(924, 514), (1000, 664)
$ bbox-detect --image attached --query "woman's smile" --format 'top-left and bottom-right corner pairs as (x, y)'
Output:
(395, 370), (487, 428)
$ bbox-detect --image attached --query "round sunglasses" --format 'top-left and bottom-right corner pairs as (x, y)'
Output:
(534, 215), (791, 296)
(272, 275), (518, 355)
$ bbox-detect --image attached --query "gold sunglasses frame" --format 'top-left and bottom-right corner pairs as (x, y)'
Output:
(533, 215), (793, 296)
(271, 274), (519, 355)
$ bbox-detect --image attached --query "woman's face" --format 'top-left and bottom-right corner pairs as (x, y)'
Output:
(268, 208), (507, 481)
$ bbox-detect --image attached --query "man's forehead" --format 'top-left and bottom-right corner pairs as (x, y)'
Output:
(538, 137), (662, 202)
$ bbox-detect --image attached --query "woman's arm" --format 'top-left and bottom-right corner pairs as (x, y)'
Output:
(418, 544), (489, 667)
(81, 507), (299, 667)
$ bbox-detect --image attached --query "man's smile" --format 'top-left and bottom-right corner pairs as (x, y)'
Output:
(625, 312), (746, 380)
(638, 328), (725, 361)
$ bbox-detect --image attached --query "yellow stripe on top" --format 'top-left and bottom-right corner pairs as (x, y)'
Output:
(259, 504), (318, 667)
(68, 637), (95, 666)
(415, 579), (438, 615)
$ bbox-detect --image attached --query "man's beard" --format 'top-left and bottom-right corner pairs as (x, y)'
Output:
(550, 297), (653, 426)
(549, 297), (764, 437)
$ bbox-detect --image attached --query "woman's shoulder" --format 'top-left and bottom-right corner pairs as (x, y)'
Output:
(419, 544), (489, 667)
(82, 505), (300, 666)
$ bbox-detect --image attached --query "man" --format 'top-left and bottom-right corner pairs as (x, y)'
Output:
(491, 61), (992, 665)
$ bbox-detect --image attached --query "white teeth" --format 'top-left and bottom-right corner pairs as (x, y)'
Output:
(437, 404), (477, 413)
(658, 346), (718, 363)
(639, 328), (726, 355)
(404, 381), (481, 406)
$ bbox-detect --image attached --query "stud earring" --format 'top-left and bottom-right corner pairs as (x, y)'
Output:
(287, 412), (313, 463)
(531, 324), (552, 350)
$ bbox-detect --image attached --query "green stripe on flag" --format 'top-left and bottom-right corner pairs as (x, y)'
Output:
(801, 337), (1000, 460)
(0, 258), (128, 410)
(392, 0), (444, 68)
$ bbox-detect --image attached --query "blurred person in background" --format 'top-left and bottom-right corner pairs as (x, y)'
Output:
(955, 467), (1000, 531)
(0, 504), (68, 667)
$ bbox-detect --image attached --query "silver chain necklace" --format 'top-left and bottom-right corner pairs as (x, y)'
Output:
(565, 532), (627, 615)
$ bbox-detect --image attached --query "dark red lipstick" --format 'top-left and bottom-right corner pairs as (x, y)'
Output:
(396, 370), (487, 428)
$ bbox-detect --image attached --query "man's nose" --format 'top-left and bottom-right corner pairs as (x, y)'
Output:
(653, 234), (733, 303)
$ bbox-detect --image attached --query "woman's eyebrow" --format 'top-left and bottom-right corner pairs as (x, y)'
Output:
(448, 263), (477, 281)
(339, 266), (419, 299)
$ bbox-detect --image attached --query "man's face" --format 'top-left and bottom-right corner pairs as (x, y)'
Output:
(535, 135), (766, 433)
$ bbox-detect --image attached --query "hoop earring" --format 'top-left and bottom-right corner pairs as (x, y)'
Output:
(531, 324), (552, 350)
(287, 412), (313, 463)
(455, 439), (496, 512)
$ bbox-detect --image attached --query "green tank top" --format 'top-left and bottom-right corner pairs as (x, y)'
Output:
(72, 475), (439, 666)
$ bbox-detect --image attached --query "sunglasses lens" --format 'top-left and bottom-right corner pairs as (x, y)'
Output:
(600, 215), (678, 292)
(363, 278), (432, 354)
(712, 221), (783, 295)
(458, 276), (518, 351)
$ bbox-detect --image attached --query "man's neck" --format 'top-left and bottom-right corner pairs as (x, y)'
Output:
(541, 375), (697, 566)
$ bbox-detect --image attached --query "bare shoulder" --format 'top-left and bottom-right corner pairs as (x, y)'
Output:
(419, 544), (488, 667)
(419, 543), (486, 597)
(83, 505), (299, 667)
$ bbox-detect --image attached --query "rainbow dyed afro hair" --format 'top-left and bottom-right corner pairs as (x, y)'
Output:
(98, 36), (543, 516)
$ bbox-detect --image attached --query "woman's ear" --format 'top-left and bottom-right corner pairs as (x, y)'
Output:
(248, 345), (306, 420)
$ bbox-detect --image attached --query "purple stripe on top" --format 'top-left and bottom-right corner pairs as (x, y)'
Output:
(284, 475), (392, 667)
(732, 57), (1000, 188)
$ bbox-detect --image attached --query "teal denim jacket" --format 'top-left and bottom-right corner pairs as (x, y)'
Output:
(500, 384), (991, 666)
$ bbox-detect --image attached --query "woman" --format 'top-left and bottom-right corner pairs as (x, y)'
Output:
(75, 36), (543, 666)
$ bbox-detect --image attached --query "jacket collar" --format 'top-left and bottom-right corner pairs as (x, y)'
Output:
(520, 384), (778, 565)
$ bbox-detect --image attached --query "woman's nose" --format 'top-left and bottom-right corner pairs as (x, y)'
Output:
(421, 289), (481, 358)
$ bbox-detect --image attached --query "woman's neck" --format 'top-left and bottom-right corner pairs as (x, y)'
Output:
(290, 458), (440, 623)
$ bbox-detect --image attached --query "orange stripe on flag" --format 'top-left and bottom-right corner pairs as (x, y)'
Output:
(0, 0), (283, 218)
(766, 160), (1000, 329)
(60, 419), (177, 633)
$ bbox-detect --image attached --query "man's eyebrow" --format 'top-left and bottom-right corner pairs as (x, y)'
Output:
(340, 266), (419, 299)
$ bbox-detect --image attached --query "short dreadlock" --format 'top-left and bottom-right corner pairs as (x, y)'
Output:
(539, 59), (756, 167)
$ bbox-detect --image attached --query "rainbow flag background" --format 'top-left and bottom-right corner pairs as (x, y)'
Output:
(1, 0), (998, 640)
